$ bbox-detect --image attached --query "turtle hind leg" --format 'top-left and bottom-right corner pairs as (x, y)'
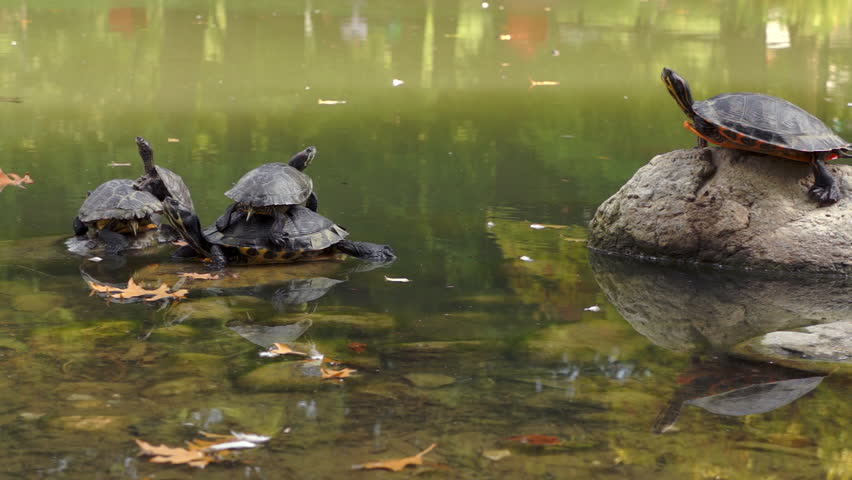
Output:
(336, 240), (396, 261)
(269, 210), (292, 247)
(208, 244), (228, 271)
(808, 157), (840, 207)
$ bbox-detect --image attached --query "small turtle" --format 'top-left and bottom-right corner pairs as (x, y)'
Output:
(662, 67), (852, 206)
(133, 136), (195, 210)
(71, 179), (163, 254)
(163, 197), (395, 270)
(215, 147), (317, 246)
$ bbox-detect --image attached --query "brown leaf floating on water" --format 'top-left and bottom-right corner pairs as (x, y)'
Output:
(266, 342), (309, 357)
(135, 439), (212, 469)
(504, 434), (561, 446)
(179, 272), (220, 280)
(352, 443), (438, 472)
(347, 342), (368, 353)
(321, 367), (356, 380)
(0, 168), (33, 192)
(87, 278), (188, 302)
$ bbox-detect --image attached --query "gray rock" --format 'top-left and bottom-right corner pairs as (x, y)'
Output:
(753, 321), (851, 362)
(589, 148), (852, 273)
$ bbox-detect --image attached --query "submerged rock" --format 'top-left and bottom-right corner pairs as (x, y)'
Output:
(734, 321), (852, 373)
(589, 148), (852, 273)
(403, 373), (456, 388)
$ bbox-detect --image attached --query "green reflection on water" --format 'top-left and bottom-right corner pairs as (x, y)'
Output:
(0, 1), (850, 479)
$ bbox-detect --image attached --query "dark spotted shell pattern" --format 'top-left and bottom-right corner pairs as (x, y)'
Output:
(695, 93), (849, 152)
(225, 163), (313, 207)
(204, 206), (347, 252)
(78, 179), (162, 222)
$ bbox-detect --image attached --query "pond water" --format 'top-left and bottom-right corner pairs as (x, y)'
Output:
(0, 1), (850, 478)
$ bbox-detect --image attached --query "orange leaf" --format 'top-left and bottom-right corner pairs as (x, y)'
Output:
(87, 277), (188, 302)
(268, 343), (308, 357)
(353, 443), (437, 472)
(347, 342), (368, 353)
(321, 367), (356, 380)
(179, 272), (220, 280)
(136, 439), (212, 468)
(0, 168), (33, 192)
(505, 434), (561, 446)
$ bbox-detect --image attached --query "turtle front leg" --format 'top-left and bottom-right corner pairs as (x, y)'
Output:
(808, 157), (840, 207)
(99, 228), (130, 255)
(305, 192), (319, 212)
(214, 203), (239, 231)
(209, 244), (228, 270)
(73, 216), (88, 236)
(270, 210), (292, 247)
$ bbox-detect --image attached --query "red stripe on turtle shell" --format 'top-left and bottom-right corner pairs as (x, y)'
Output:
(683, 121), (822, 163)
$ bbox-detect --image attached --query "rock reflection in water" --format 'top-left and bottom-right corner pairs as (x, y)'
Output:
(652, 356), (824, 434)
(589, 252), (852, 352)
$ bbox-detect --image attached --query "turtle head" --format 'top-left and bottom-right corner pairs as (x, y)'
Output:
(287, 146), (317, 172)
(135, 136), (155, 173)
(661, 67), (696, 118)
(162, 197), (211, 258)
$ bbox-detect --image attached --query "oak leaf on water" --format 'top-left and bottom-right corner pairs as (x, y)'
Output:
(87, 278), (188, 302)
(0, 168), (34, 192)
(352, 443), (438, 472)
(321, 367), (356, 380)
(135, 439), (212, 468)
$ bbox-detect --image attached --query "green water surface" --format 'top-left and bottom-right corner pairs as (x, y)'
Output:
(0, 1), (850, 479)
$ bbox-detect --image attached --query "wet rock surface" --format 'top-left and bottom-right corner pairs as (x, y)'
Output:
(733, 321), (852, 372)
(589, 148), (852, 273)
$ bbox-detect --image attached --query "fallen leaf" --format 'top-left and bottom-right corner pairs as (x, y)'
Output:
(87, 278), (188, 302)
(318, 99), (347, 105)
(263, 343), (309, 357)
(519, 256), (533, 262)
(384, 276), (411, 283)
(353, 443), (438, 472)
(530, 223), (568, 230)
(482, 449), (511, 461)
(505, 434), (561, 446)
(529, 78), (560, 88)
(321, 367), (356, 380)
(107, 162), (132, 167)
(392, 79), (405, 87)
(0, 168), (33, 192)
(584, 305), (601, 312)
(347, 342), (368, 353)
(499, 34), (512, 40)
(167, 138), (181, 142)
(173, 240), (189, 246)
(135, 439), (212, 468)
(179, 272), (220, 280)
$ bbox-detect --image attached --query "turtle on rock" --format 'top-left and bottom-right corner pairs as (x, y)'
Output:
(163, 197), (395, 270)
(662, 67), (852, 206)
(215, 147), (318, 246)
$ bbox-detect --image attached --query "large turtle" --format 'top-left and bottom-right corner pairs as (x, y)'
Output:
(70, 179), (163, 254)
(163, 197), (395, 270)
(133, 136), (195, 210)
(215, 147), (317, 246)
(662, 67), (852, 206)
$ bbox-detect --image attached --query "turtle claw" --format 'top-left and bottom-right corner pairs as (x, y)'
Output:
(808, 184), (840, 207)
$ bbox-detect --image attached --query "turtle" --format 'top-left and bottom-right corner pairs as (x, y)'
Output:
(215, 146), (318, 246)
(661, 67), (852, 206)
(70, 179), (163, 254)
(162, 197), (395, 270)
(133, 136), (195, 210)
(652, 357), (824, 434)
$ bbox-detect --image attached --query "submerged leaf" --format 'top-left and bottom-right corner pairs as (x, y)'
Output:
(321, 367), (356, 380)
(135, 439), (212, 468)
(179, 272), (221, 280)
(384, 276), (411, 283)
(505, 434), (561, 446)
(263, 343), (309, 358)
(87, 278), (188, 302)
(0, 168), (34, 192)
(353, 443), (438, 471)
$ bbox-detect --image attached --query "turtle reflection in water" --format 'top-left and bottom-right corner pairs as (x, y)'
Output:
(653, 356), (824, 434)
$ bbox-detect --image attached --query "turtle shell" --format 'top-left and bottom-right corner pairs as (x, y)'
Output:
(78, 179), (162, 222)
(154, 165), (195, 211)
(695, 93), (849, 152)
(204, 206), (348, 252)
(225, 163), (313, 207)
